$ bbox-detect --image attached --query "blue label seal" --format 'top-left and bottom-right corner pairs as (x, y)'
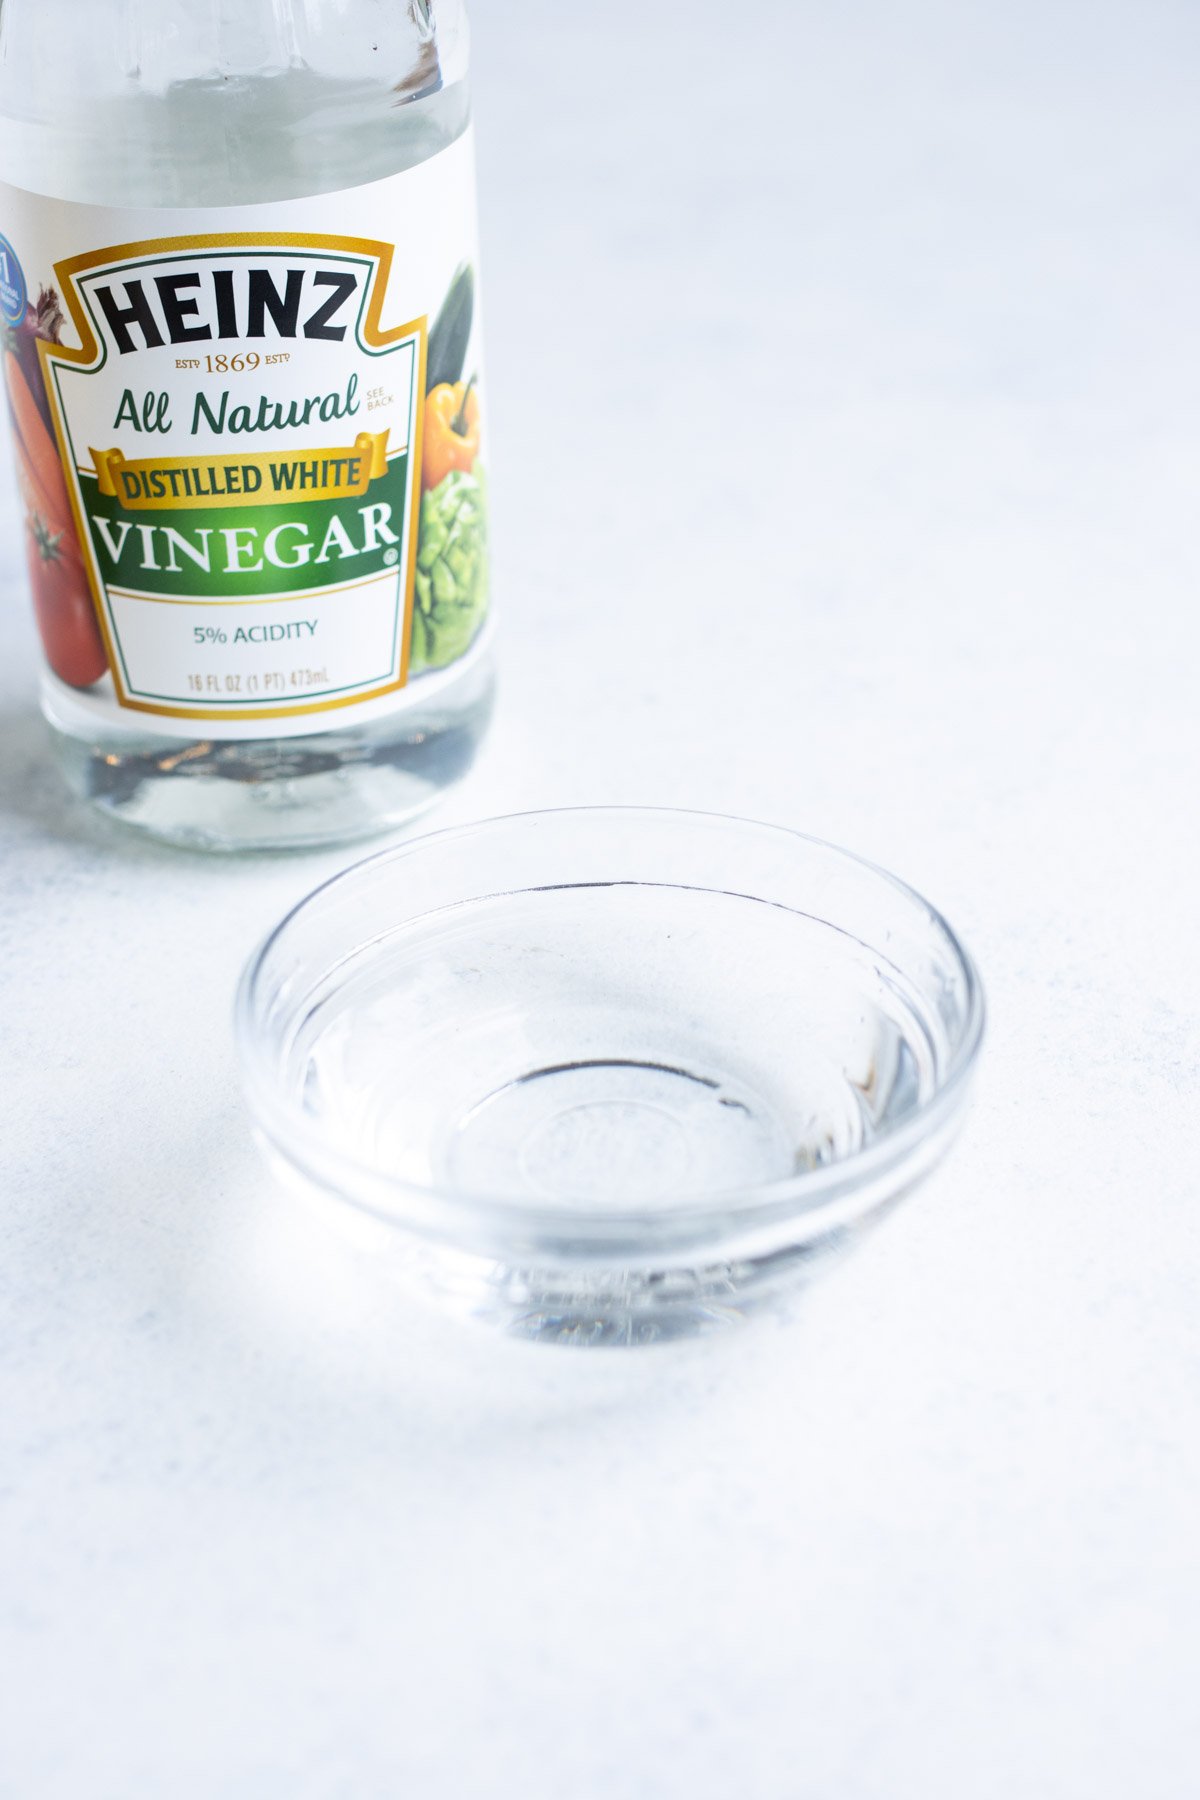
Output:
(0, 234), (28, 327)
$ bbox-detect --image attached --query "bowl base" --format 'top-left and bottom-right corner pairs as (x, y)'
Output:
(417, 1231), (859, 1347)
(447, 1057), (796, 1206)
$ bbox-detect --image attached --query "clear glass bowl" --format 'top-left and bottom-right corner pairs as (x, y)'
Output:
(236, 808), (986, 1345)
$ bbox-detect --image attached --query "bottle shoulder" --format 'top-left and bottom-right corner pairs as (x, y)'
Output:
(0, 1), (471, 207)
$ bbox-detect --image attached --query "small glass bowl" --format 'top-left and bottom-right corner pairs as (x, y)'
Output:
(236, 808), (985, 1345)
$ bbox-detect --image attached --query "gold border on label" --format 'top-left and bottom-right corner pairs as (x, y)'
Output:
(38, 231), (428, 723)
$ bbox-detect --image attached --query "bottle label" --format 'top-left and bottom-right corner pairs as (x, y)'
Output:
(0, 131), (488, 737)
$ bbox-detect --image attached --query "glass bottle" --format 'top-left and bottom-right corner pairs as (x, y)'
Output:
(0, 0), (493, 850)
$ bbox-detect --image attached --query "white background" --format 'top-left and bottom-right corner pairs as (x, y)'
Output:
(2, 2), (1199, 1795)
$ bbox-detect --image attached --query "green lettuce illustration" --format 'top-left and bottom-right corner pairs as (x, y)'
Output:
(410, 469), (488, 672)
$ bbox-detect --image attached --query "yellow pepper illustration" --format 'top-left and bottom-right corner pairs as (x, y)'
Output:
(422, 377), (480, 491)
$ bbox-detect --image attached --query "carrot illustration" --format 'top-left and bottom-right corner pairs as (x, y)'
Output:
(5, 351), (73, 535)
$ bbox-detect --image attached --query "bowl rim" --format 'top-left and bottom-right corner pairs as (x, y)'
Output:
(235, 805), (986, 1246)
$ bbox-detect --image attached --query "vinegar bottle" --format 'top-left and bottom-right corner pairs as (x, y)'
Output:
(0, 0), (493, 849)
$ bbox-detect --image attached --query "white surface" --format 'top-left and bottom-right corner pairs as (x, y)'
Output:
(2, 3), (1199, 1794)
